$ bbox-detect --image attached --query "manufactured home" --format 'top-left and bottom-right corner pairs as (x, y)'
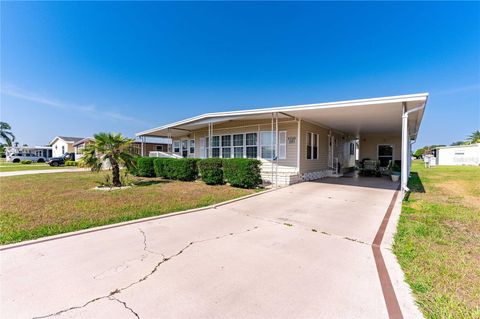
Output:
(73, 137), (169, 160)
(50, 136), (84, 157)
(137, 93), (429, 193)
(436, 143), (480, 166)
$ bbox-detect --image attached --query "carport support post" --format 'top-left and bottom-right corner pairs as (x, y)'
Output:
(401, 102), (409, 195)
(271, 113), (274, 186)
(141, 136), (145, 156)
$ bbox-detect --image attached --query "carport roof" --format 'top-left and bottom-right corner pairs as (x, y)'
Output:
(136, 93), (429, 139)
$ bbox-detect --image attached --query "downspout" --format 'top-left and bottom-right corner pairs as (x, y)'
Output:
(401, 103), (425, 194)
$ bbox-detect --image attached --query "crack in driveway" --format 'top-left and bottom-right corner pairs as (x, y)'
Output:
(243, 213), (371, 247)
(109, 296), (140, 319)
(32, 226), (260, 319)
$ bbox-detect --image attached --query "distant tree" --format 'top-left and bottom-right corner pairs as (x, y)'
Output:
(22, 144), (28, 147)
(468, 130), (480, 144)
(79, 133), (136, 187)
(413, 149), (423, 158)
(450, 141), (469, 146)
(0, 122), (15, 146)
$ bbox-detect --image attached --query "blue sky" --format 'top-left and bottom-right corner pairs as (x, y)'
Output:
(1, 2), (479, 149)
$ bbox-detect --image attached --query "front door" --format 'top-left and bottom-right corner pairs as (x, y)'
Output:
(328, 134), (336, 168)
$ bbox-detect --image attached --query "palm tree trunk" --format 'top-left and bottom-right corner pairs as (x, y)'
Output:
(111, 158), (121, 187)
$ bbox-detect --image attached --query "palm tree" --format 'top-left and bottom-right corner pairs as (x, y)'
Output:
(0, 122), (15, 146)
(468, 130), (480, 144)
(80, 133), (136, 187)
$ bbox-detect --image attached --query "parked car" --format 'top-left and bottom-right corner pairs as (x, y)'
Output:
(6, 152), (47, 163)
(47, 153), (74, 166)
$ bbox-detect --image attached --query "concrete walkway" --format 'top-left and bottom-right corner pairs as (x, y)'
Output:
(0, 177), (422, 319)
(0, 168), (88, 177)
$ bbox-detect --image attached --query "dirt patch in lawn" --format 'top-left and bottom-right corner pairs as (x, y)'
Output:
(437, 180), (480, 209)
(0, 172), (257, 244)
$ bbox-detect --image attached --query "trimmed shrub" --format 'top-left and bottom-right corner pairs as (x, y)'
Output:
(153, 158), (170, 178)
(223, 158), (262, 188)
(198, 158), (224, 185)
(171, 158), (198, 181)
(136, 157), (156, 177)
(20, 160), (32, 164)
(154, 158), (198, 181)
(64, 160), (78, 166)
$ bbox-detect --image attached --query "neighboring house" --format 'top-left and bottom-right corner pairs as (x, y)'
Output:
(73, 137), (169, 160)
(73, 137), (93, 160)
(436, 144), (479, 166)
(137, 93), (428, 192)
(49, 136), (84, 158)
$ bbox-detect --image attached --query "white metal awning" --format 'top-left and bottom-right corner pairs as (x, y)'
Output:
(136, 93), (428, 139)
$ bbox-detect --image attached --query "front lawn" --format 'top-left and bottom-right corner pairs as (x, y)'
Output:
(394, 161), (480, 318)
(0, 162), (67, 172)
(0, 172), (257, 244)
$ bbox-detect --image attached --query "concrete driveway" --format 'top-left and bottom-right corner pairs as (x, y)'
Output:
(0, 177), (422, 319)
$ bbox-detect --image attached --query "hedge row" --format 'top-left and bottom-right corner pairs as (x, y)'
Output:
(134, 157), (262, 188)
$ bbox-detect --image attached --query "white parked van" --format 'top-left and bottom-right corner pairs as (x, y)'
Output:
(6, 152), (47, 163)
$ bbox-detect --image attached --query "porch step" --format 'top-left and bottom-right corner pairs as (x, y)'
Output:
(261, 171), (301, 186)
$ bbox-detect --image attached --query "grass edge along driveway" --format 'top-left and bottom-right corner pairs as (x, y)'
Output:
(0, 172), (258, 245)
(393, 161), (480, 319)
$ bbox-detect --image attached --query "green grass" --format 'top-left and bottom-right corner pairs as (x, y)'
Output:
(0, 162), (68, 172)
(393, 161), (480, 319)
(0, 172), (257, 244)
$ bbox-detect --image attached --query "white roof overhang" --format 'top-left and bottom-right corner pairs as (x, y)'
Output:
(137, 93), (428, 140)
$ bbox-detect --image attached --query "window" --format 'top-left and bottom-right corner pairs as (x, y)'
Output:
(233, 134), (244, 158)
(155, 145), (164, 151)
(221, 135), (231, 158)
(61, 145), (65, 155)
(204, 133), (259, 159)
(211, 136), (220, 158)
(189, 140), (195, 154)
(259, 131), (287, 160)
(246, 133), (257, 158)
(306, 132), (319, 160)
(350, 142), (355, 155)
(173, 141), (180, 153)
(260, 131), (275, 159)
(378, 145), (393, 167)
